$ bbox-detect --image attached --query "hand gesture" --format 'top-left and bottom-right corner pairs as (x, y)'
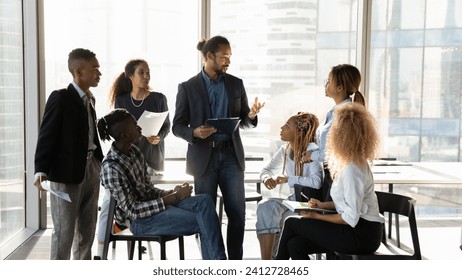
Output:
(248, 97), (265, 120)
(193, 125), (217, 139)
(147, 135), (161, 145)
(275, 175), (288, 184)
(307, 198), (321, 208)
(300, 150), (312, 163)
(263, 178), (278, 190)
(34, 176), (47, 191)
(174, 182), (193, 201)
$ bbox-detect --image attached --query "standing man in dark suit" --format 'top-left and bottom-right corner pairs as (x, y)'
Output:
(172, 35), (264, 259)
(34, 48), (103, 260)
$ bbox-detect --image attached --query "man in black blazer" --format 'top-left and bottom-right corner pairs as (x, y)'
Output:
(173, 36), (264, 259)
(34, 48), (103, 260)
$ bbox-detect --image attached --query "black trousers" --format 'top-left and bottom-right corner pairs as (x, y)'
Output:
(275, 217), (383, 260)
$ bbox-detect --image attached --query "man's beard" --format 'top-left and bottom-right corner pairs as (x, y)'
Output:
(215, 65), (229, 76)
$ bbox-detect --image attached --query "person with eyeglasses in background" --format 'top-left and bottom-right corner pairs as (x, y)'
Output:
(172, 35), (265, 259)
(301, 64), (366, 202)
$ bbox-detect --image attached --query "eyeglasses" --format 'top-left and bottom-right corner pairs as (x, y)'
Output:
(324, 79), (330, 87)
(214, 54), (231, 62)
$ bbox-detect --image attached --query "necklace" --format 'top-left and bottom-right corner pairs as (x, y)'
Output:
(130, 91), (147, 108)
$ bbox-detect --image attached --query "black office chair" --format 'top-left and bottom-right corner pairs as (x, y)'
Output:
(101, 195), (185, 260)
(335, 191), (422, 260)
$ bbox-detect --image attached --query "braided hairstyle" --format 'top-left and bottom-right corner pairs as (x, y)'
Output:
(97, 108), (134, 142)
(282, 112), (319, 176)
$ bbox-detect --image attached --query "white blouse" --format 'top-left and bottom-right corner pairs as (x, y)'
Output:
(330, 163), (385, 227)
(260, 142), (323, 198)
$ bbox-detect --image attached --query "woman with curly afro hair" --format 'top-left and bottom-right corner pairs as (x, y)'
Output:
(276, 103), (385, 259)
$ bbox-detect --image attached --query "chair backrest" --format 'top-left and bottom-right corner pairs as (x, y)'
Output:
(103, 193), (118, 244)
(375, 191), (422, 259)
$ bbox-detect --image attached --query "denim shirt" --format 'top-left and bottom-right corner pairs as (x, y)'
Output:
(201, 68), (229, 141)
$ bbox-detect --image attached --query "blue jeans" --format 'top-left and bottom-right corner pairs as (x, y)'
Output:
(194, 147), (245, 260)
(130, 194), (226, 260)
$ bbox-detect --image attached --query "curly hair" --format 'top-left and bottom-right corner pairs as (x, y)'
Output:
(108, 59), (150, 108)
(282, 112), (319, 176)
(326, 103), (379, 176)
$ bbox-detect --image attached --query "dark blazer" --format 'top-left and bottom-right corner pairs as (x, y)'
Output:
(34, 83), (103, 184)
(172, 72), (257, 176)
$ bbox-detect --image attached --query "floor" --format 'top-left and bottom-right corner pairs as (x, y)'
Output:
(4, 181), (462, 260)
(5, 213), (462, 260)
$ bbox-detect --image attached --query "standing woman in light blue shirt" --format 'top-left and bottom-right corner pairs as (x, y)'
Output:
(276, 103), (384, 259)
(302, 64), (366, 201)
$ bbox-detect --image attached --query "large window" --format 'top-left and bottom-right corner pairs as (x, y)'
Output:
(43, 0), (200, 158)
(0, 0), (25, 248)
(368, 0), (462, 161)
(211, 0), (358, 159)
(43, 0), (200, 226)
(210, 0), (358, 198)
(211, 0), (462, 216)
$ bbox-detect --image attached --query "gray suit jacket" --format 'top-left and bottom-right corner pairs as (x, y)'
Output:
(172, 72), (257, 176)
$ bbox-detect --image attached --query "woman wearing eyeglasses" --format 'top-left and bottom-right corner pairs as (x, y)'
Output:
(301, 64), (366, 202)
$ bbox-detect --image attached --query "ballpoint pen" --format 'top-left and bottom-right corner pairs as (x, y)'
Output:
(300, 192), (309, 202)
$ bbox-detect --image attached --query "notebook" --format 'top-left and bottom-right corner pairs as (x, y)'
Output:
(282, 200), (336, 214)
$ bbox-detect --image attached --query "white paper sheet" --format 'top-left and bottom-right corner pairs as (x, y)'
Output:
(41, 181), (72, 202)
(137, 110), (169, 137)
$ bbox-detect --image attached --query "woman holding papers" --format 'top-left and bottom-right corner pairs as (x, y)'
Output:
(256, 112), (323, 259)
(276, 103), (384, 260)
(108, 58), (170, 172)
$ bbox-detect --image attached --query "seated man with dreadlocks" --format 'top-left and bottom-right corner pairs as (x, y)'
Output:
(256, 112), (323, 259)
(97, 108), (226, 260)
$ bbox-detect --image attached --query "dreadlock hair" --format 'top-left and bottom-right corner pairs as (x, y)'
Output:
(282, 112), (319, 177)
(97, 108), (133, 142)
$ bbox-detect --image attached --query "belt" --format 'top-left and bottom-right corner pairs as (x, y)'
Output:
(87, 150), (94, 159)
(210, 140), (232, 149)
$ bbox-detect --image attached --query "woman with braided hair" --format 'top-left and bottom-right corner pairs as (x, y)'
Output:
(256, 112), (323, 259)
(96, 108), (226, 260)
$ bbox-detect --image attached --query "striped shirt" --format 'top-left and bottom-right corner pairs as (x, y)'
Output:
(100, 143), (166, 225)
